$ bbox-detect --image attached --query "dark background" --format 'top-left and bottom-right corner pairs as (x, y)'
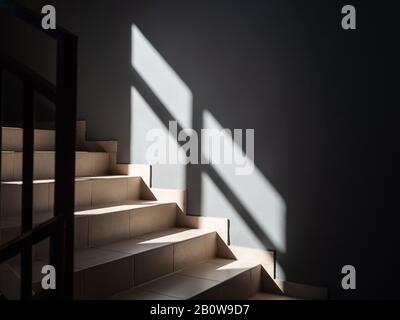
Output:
(0, 0), (394, 299)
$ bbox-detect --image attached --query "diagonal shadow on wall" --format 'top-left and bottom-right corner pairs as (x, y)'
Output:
(130, 25), (287, 276)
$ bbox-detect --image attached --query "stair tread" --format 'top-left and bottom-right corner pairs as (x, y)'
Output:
(177, 259), (254, 282)
(113, 258), (250, 300)
(98, 227), (213, 254)
(76, 200), (174, 216)
(110, 274), (217, 300)
(249, 292), (297, 300)
(136, 227), (212, 241)
(0, 200), (173, 229)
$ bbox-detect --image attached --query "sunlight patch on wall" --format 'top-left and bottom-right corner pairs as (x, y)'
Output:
(130, 87), (187, 187)
(131, 25), (193, 129)
(201, 172), (263, 248)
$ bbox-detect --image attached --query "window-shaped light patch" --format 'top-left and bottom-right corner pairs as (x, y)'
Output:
(131, 25), (193, 129)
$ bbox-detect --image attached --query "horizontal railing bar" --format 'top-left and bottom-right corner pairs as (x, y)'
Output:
(0, 53), (56, 101)
(0, 216), (62, 264)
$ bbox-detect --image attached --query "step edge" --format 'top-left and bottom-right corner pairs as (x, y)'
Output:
(1, 175), (142, 185)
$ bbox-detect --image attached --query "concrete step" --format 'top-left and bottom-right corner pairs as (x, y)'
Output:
(0, 200), (178, 254)
(2, 228), (218, 299)
(110, 258), (260, 300)
(1, 151), (110, 181)
(1, 127), (55, 152)
(0, 176), (142, 218)
(1, 124), (87, 152)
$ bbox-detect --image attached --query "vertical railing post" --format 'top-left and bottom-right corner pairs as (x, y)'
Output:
(21, 79), (34, 299)
(52, 34), (77, 299)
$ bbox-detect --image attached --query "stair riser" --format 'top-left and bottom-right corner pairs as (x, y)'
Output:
(1, 124), (86, 152)
(89, 204), (177, 247)
(136, 232), (217, 287)
(1, 152), (110, 181)
(14, 233), (216, 300)
(1, 128), (55, 152)
(0, 177), (142, 217)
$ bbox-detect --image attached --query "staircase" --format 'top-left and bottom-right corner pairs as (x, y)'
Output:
(0, 122), (298, 300)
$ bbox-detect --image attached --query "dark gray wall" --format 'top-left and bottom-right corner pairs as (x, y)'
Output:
(0, 8), (57, 125)
(3, 0), (393, 299)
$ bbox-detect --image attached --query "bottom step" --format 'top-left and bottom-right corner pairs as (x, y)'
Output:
(0, 228), (218, 300)
(111, 258), (260, 300)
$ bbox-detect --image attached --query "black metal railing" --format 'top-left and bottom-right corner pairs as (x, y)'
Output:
(0, 0), (77, 299)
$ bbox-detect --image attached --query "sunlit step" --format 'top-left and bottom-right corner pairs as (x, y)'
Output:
(0, 200), (177, 251)
(2, 228), (217, 299)
(0, 176), (142, 217)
